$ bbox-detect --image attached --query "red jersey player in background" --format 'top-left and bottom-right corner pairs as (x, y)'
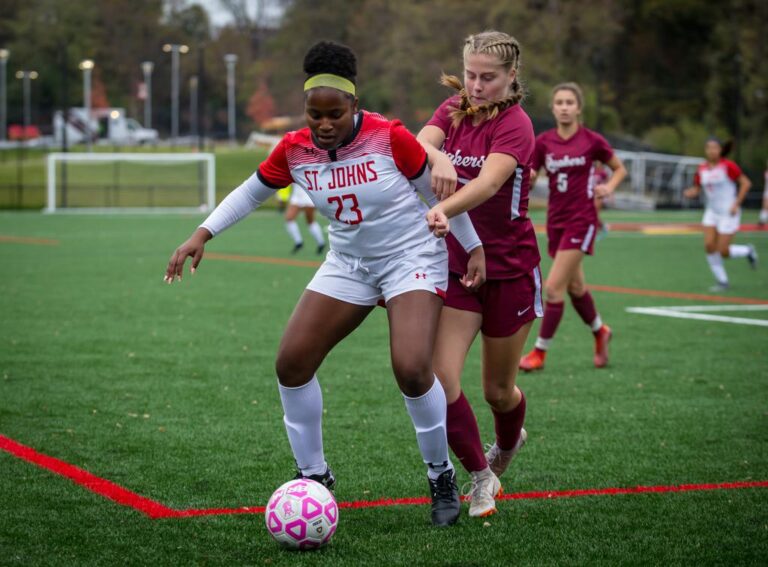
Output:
(419, 30), (541, 518)
(520, 82), (627, 372)
(163, 41), (488, 527)
(683, 138), (756, 290)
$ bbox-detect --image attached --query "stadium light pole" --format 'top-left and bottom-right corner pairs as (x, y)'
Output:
(15, 69), (38, 144)
(141, 61), (154, 129)
(79, 59), (94, 152)
(224, 54), (238, 147)
(163, 43), (189, 145)
(0, 49), (9, 142)
(189, 75), (198, 142)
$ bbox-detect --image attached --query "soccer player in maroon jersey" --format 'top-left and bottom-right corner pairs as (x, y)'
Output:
(418, 31), (541, 517)
(163, 41), (488, 527)
(519, 83), (627, 372)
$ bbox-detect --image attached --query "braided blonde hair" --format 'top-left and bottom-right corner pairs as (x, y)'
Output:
(442, 31), (524, 128)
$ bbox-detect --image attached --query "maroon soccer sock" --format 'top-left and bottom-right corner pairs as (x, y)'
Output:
(446, 391), (487, 473)
(492, 391), (526, 451)
(539, 301), (565, 341)
(569, 291), (601, 333)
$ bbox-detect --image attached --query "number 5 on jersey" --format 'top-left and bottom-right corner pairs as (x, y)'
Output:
(328, 193), (363, 225)
(557, 172), (568, 193)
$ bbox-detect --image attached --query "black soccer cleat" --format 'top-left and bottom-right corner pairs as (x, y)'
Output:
(295, 466), (336, 492)
(428, 468), (460, 527)
(747, 245), (758, 270)
(291, 242), (304, 254)
(316, 243), (326, 255)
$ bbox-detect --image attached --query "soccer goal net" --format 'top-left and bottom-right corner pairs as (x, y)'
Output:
(613, 150), (702, 208)
(45, 153), (216, 213)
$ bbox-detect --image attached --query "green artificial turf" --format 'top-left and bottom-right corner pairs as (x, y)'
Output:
(1, 210), (767, 566)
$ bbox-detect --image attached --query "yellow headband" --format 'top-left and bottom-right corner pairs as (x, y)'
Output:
(303, 73), (356, 96)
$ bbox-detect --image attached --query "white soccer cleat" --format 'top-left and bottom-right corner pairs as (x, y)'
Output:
(467, 469), (502, 518)
(486, 428), (527, 479)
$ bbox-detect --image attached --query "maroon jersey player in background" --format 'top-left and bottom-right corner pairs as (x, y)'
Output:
(520, 82), (627, 372)
(419, 30), (541, 518)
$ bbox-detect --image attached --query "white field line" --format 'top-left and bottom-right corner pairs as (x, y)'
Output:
(626, 305), (768, 327)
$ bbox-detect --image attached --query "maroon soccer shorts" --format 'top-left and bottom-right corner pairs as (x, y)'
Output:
(547, 222), (597, 258)
(444, 266), (543, 338)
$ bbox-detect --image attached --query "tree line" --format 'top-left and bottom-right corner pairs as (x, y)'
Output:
(0, 0), (765, 177)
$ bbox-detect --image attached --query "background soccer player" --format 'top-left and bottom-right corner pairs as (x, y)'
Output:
(418, 30), (541, 518)
(520, 83), (627, 372)
(283, 184), (325, 254)
(164, 41), (486, 527)
(683, 138), (756, 290)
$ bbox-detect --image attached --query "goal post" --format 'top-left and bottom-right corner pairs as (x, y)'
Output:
(45, 152), (216, 213)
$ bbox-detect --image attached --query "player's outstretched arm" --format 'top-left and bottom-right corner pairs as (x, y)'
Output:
(164, 227), (211, 283)
(428, 153), (519, 219)
(163, 171), (277, 284)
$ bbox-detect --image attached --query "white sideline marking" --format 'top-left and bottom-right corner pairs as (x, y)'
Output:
(626, 304), (768, 327)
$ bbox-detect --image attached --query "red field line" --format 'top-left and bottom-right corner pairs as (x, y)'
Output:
(204, 252), (768, 305)
(589, 284), (768, 305)
(2, 434), (767, 520)
(0, 235), (60, 246)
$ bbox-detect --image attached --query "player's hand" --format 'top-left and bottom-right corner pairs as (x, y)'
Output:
(430, 152), (458, 201)
(427, 206), (450, 238)
(730, 203), (740, 216)
(683, 187), (698, 199)
(460, 246), (486, 291)
(164, 228), (212, 284)
(594, 183), (612, 198)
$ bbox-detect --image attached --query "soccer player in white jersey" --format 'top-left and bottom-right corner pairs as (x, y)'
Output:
(163, 41), (486, 527)
(684, 138), (756, 291)
(284, 184), (326, 254)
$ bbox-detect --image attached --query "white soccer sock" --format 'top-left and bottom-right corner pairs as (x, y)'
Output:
(308, 221), (325, 246)
(706, 252), (728, 285)
(403, 376), (454, 480)
(278, 376), (327, 477)
(760, 209), (768, 224)
(590, 315), (603, 332)
(285, 220), (302, 245)
(534, 337), (551, 351)
(728, 244), (750, 259)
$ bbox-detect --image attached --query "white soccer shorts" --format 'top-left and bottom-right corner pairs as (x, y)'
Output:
(289, 186), (315, 208)
(306, 237), (448, 306)
(702, 208), (740, 235)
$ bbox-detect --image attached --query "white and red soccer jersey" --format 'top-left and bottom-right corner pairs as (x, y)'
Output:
(693, 159), (741, 215)
(258, 112), (431, 258)
(532, 127), (614, 228)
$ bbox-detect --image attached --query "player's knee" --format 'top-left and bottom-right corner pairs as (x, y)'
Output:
(705, 242), (717, 254)
(392, 358), (432, 397)
(483, 381), (516, 412)
(719, 245), (730, 258)
(567, 282), (586, 297)
(275, 350), (314, 387)
(544, 282), (564, 302)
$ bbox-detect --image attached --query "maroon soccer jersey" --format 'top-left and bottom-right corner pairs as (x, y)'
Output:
(427, 96), (540, 279)
(532, 127), (614, 227)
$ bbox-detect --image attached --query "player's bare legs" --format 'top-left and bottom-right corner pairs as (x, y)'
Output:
(433, 307), (482, 404)
(522, 249), (611, 369)
(387, 290), (460, 526)
(275, 290), (373, 485)
(704, 226), (729, 290)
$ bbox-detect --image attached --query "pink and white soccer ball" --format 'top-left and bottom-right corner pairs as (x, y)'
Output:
(265, 479), (338, 550)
